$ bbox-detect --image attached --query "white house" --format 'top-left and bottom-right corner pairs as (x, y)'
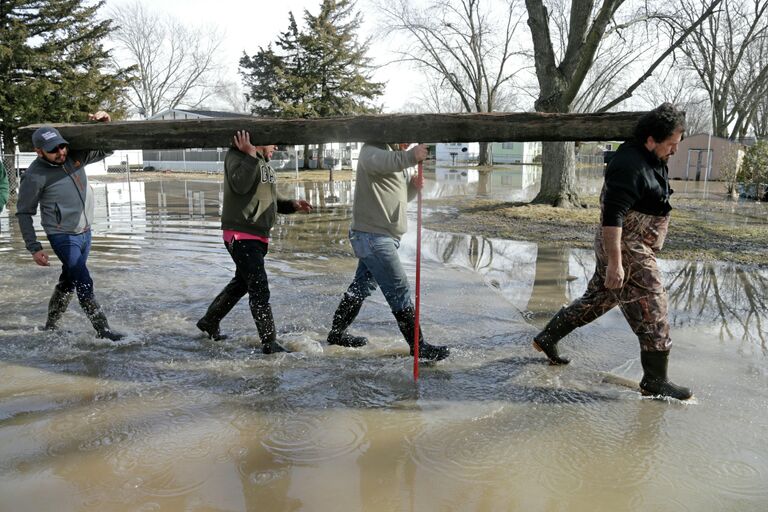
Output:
(434, 141), (542, 166)
(435, 142), (480, 165)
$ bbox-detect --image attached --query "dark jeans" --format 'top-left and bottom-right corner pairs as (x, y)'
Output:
(222, 239), (271, 313)
(47, 230), (94, 301)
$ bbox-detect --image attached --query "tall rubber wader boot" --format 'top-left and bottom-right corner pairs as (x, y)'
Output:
(44, 283), (74, 331)
(533, 307), (577, 365)
(197, 288), (242, 341)
(639, 350), (693, 400)
(81, 297), (124, 341)
(393, 306), (449, 362)
(252, 304), (289, 355)
(327, 293), (368, 348)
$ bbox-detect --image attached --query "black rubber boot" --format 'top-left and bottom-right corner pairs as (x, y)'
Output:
(197, 288), (241, 341)
(394, 306), (449, 362)
(639, 351), (693, 400)
(327, 293), (368, 348)
(532, 307), (576, 365)
(44, 284), (73, 331)
(252, 304), (290, 354)
(81, 297), (124, 341)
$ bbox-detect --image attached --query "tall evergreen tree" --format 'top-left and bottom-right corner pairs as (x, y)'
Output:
(0, 0), (132, 156)
(240, 0), (383, 170)
(302, 0), (383, 117)
(240, 0), (383, 119)
(240, 13), (316, 119)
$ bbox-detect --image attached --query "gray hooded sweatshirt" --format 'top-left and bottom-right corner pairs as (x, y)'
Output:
(16, 150), (110, 253)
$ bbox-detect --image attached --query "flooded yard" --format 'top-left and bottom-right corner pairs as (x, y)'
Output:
(0, 169), (766, 511)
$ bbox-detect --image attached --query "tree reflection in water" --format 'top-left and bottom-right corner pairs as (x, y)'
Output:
(666, 261), (768, 347)
(422, 230), (768, 349)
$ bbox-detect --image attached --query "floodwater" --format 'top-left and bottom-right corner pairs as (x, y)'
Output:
(0, 167), (767, 511)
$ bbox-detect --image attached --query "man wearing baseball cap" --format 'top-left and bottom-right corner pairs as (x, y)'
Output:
(16, 111), (124, 340)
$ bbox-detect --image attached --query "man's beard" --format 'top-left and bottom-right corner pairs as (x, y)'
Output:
(43, 153), (65, 165)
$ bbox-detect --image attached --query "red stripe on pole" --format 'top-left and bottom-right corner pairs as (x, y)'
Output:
(414, 160), (423, 381)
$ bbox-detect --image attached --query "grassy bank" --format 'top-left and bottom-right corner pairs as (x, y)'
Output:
(423, 195), (768, 267)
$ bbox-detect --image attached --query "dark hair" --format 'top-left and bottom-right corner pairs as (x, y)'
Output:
(633, 102), (686, 143)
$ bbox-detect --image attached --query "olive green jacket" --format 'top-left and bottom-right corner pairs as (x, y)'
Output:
(220, 149), (297, 237)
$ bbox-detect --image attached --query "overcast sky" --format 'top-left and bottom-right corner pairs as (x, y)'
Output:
(103, 0), (421, 111)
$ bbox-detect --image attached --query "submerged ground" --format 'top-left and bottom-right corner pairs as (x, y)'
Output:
(0, 168), (766, 511)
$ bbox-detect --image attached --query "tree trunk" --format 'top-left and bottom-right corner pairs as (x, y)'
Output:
(531, 141), (582, 207)
(477, 141), (490, 166)
(303, 144), (310, 169)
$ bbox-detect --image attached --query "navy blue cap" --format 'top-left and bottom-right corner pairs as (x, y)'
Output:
(32, 126), (69, 152)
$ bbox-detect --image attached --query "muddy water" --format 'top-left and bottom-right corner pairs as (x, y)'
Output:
(0, 173), (766, 512)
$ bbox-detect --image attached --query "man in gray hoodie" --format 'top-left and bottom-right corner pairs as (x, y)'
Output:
(16, 112), (123, 340)
(325, 143), (449, 361)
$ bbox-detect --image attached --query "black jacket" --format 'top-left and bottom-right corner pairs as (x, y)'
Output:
(602, 140), (672, 227)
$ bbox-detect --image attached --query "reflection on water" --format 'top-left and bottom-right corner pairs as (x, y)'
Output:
(429, 165), (541, 201)
(0, 175), (766, 511)
(423, 232), (768, 347)
(426, 164), (607, 202)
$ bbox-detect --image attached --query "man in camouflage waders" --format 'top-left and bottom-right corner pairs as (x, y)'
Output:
(532, 103), (693, 401)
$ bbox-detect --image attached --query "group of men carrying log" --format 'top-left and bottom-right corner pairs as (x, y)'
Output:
(14, 103), (693, 401)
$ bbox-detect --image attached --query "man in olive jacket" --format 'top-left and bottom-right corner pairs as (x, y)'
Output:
(197, 131), (312, 354)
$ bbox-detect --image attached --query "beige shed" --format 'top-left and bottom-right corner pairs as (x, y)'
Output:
(666, 133), (743, 181)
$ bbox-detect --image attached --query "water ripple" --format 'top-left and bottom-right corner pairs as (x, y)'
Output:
(261, 411), (367, 464)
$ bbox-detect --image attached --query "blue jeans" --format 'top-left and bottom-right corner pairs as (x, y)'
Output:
(47, 230), (94, 301)
(346, 230), (412, 314)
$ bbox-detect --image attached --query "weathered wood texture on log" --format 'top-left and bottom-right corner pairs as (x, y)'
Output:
(19, 111), (645, 150)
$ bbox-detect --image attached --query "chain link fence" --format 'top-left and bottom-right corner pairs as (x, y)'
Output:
(1, 153), (22, 201)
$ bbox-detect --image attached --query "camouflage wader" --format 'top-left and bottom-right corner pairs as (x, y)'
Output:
(558, 202), (672, 352)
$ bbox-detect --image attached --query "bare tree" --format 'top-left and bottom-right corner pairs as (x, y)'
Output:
(526, 0), (723, 207)
(754, 93), (768, 138)
(667, 262), (768, 348)
(718, 143), (742, 199)
(751, 25), (768, 138)
(212, 80), (250, 113)
(107, 1), (223, 118)
(375, 0), (528, 165)
(399, 74), (470, 114)
(637, 70), (711, 136)
(674, 0), (768, 139)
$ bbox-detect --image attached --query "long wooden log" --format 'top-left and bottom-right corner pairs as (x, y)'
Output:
(18, 111), (645, 150)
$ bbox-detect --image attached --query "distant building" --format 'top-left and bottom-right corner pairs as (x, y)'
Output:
(435, 143), (479, 165)
(143, 109), (360, 172)
(432, 141), (541, 166)
(666, 133), (745, 181)
(148, 109), (252, 121)
(142, 109), (252, 173)
(577, 141), (623, 166)
(490, 141), (542, 164)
